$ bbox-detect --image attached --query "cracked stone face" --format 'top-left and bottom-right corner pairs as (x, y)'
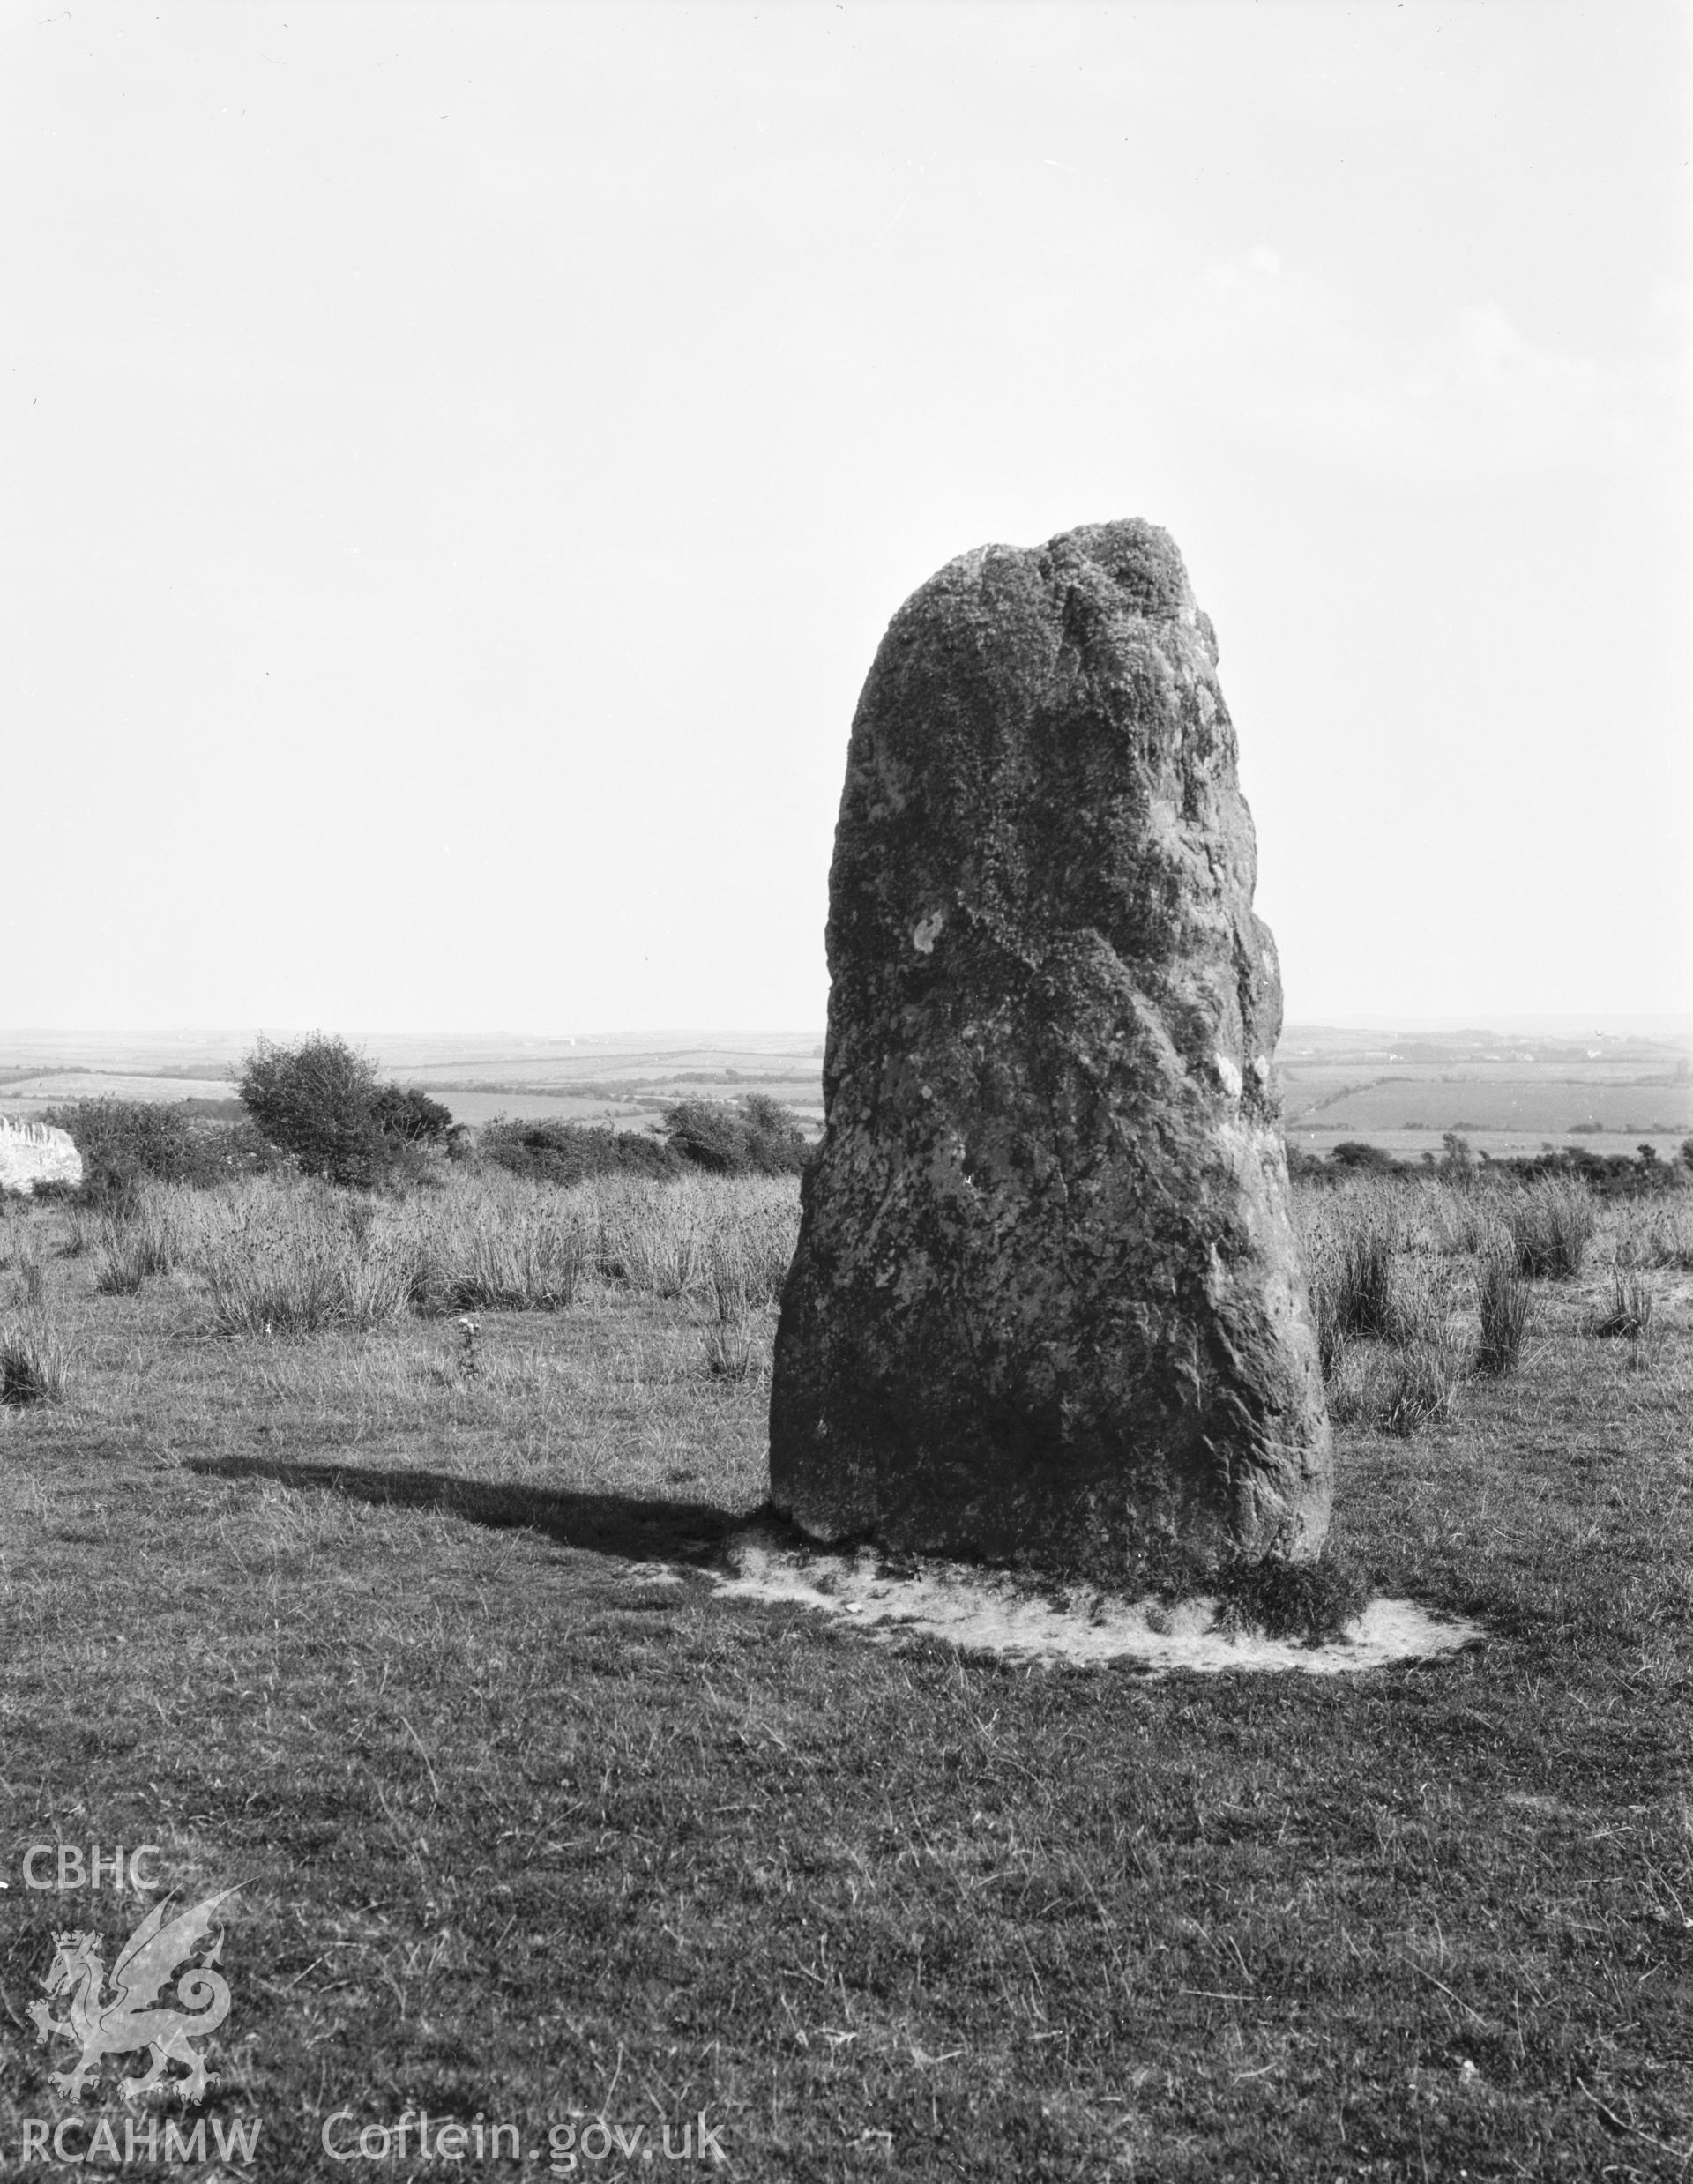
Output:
(768, 518), (1331, 1577)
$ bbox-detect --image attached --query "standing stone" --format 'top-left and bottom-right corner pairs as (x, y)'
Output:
(0, 1117), (82, 1195)
(769, 519), (1331, 1578)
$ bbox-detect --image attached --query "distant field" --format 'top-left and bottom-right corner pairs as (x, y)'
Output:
(1284, 1073), (1692, 1137)
(397, 1043), (824, 1092)
(1278, 1035), (1692, 1152)
(0, 1071), (236, 1108)
(4, 1026), (1689, 1157)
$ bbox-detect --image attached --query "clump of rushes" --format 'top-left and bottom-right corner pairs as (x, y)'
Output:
(415, 1203), (588, 1313)
(1506, 1181), (1594, 1280)
(702, 1319), (757, 1381)
(1475, 1249), (1533, 1375)
(1309, 1255), (1347, 1382)
(91, 1201), (183, 1293)
(1, 1315), (68, 1405)
(1323, 1337), (1372, 1424)
(1383, 1339), (1465, 1437)
(1301, 1203), (1400, 1362)
(1383, 1256), (1453, 1349)
(702, 1239), (757, 1380)
(1339, 1222), (1398, 1338)
(1587, 1275), (1653, 1341)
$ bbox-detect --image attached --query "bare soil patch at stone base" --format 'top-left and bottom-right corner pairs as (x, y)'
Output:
(708, 1532), (1481, 1674)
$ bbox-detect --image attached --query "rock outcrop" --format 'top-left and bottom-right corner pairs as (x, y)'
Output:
(769, 519), (1331, 1578)
(0, 1117), (82, 1195)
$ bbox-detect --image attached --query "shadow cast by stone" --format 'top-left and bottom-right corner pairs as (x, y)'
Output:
(187, 1453), (748, 1566)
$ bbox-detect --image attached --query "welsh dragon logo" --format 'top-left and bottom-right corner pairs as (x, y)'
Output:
(28, 1890), (238, 2105)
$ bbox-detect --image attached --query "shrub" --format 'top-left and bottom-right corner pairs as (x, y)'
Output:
(663, 1095), (809, 1177)
(238, 1036), (390, 1187)
(1331, 1142), (1398, 1174)
(479, 1118), (682, 1189)
(1483, 1144), (1668, 1198)
(238, 1037), (446, 1189)
(369, 1085), (454, 1144)
(205, 1117), (297, 1181)
(41, 1098), (231, 1200)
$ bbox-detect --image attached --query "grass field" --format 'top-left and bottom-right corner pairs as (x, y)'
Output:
(1, 1169), (1689, 2180)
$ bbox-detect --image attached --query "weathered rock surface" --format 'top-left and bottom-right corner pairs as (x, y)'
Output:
(769, 519), (1331, 1577)
(0, 1117), (82, 1194)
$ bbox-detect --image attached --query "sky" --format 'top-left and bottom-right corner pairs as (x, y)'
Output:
(3, 0), (1688, 1036)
